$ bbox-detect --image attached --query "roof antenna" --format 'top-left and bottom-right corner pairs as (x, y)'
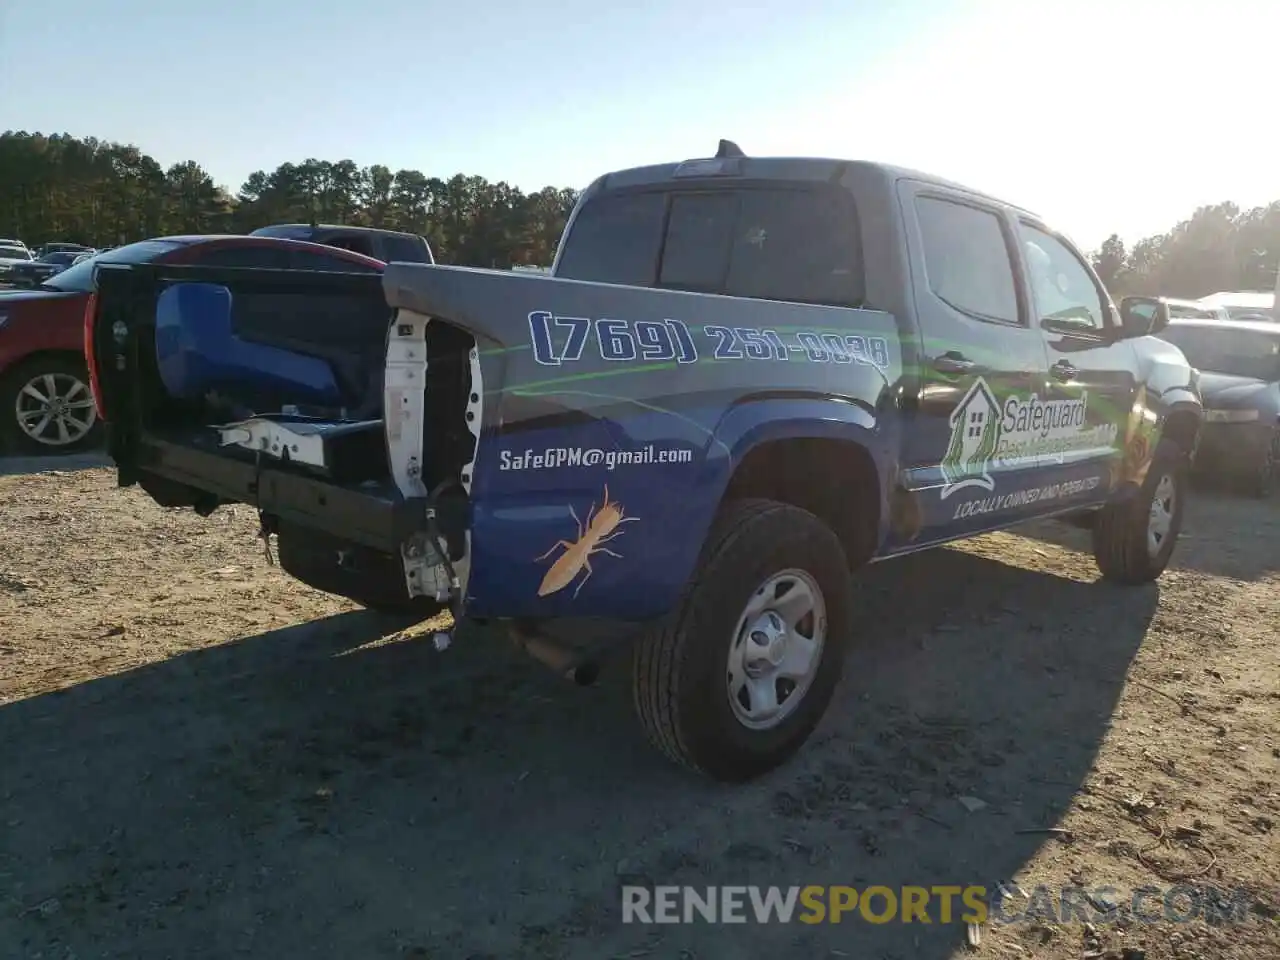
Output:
(715, 139), (746, 159)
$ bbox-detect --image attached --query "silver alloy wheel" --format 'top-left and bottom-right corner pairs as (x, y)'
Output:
(16, 371), (97, 447)
(726, 568), (827, 731)
(1147, 472), (1176, 558)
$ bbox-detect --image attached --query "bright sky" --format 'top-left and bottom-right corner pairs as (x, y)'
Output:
(1, 0), (1274, 252)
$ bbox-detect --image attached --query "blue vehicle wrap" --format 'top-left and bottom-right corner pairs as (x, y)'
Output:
(383, 265), (902, 618)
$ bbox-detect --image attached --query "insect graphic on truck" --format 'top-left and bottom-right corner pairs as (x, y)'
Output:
(535, 485), (639, 598)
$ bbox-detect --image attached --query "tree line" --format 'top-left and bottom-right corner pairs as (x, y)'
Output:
(0, 131), (578, 268)
(5, 131), (1279, 295)
(1090, 201), (1280, 299)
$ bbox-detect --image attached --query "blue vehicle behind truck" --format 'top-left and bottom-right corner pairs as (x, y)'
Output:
(87, 142), (1203, 782)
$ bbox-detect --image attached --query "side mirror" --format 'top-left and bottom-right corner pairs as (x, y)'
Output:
(1118, 296), (1171, 337)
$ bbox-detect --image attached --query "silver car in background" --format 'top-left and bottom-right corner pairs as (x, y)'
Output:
(0, 242), (33, 283)
(1196, 290), (1275, 322)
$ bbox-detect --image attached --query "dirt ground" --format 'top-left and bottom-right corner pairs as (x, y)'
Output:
(0, 455), (1276, 960)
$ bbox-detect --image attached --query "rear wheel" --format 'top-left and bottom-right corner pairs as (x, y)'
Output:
(0, 355), (102, 455)
(1092, 441), (1187, 584)
(631, 499), (853, 782)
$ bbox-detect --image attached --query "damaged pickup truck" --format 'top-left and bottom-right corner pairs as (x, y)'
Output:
(87, 142), (1202, 781)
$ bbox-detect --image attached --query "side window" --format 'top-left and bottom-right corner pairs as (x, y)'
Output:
(659, 192), (737, 292)
(1019, 223), (1107, 330)
(915, 196), (1020, 325)
(290, 249), (381, 273)
(195, 244), (291, 269)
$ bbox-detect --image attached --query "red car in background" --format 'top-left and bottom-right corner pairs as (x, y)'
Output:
(0, 235), (384, 454)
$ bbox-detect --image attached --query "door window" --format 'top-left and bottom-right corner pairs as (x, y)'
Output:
(1019, 223), (1108, 331)
(915, 196), (1020, 325)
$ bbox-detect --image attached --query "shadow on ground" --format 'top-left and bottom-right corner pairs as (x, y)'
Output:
(1012, 493), (1279, 582)
(0, 450), (110, 477)
(0, 547), (1159, 959)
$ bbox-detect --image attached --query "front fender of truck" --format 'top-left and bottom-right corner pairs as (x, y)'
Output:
(1094, 335), (1202, 503)
(1130, 334), (1203, 468)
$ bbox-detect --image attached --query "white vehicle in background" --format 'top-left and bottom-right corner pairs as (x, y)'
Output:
(0, 241), (34, 283)
(1164, 297), (1230, 322)
(1196, 290), (1275, 322)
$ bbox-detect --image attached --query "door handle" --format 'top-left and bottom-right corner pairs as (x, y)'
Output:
(1050, 360), (1078, 382)
(932, 351), (976, 374)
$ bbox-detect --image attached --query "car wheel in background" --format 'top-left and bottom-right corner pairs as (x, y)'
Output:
(1249, 426), (1279, 499)
(0, 355), (103, 455)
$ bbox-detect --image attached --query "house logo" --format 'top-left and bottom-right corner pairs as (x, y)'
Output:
(940, 377), (1001, 499)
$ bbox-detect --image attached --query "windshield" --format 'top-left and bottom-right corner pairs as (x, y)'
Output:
(41, 239), (186, 293)
(0, 245), (30, 259)
(1159, 325), (1280, 380)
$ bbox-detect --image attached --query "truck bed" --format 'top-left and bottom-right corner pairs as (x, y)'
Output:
(89, 262), (477, 604)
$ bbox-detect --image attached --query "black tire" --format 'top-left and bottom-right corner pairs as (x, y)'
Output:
(1092, 440), (1187, 584)
(0, 354), (103, 455)
(632, 499), (854, 782)
(1246, 427), (1278, 499)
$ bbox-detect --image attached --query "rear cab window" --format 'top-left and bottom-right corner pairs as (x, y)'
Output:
(555, 183), (865, 307)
